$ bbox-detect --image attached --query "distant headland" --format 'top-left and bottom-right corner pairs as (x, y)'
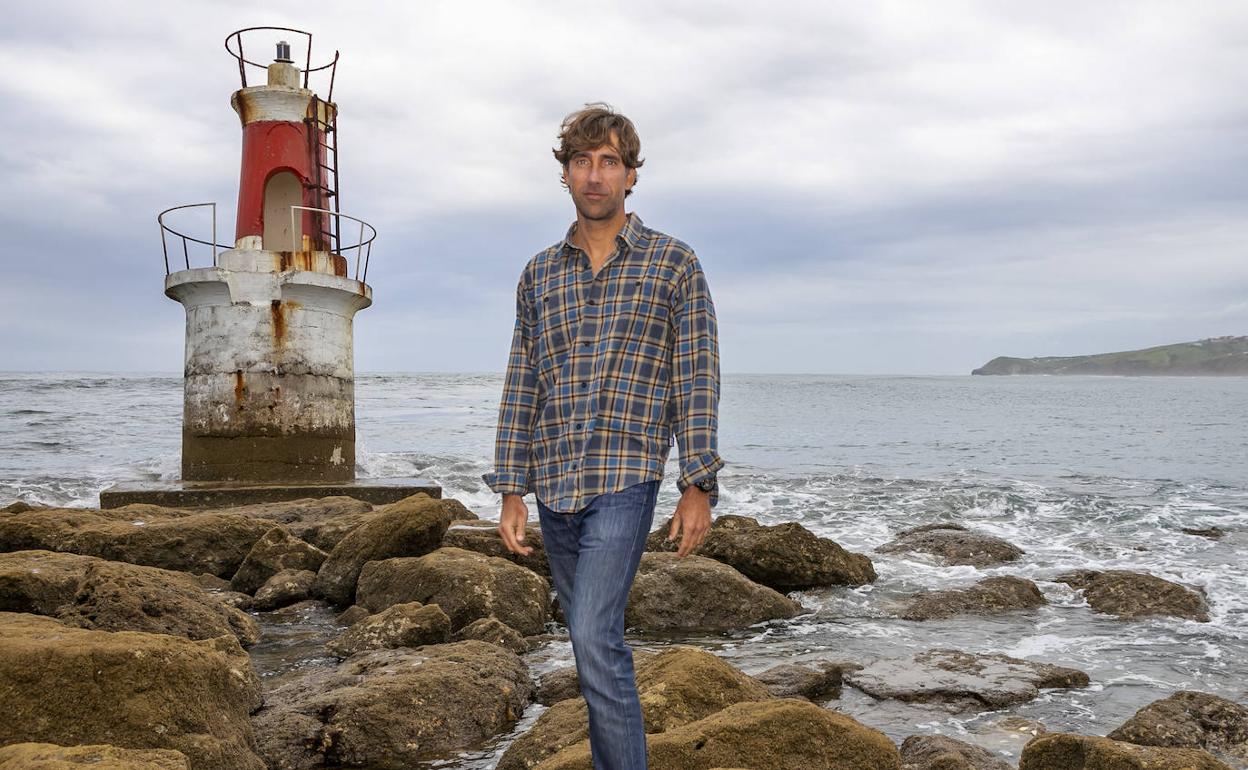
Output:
(972, 336), (1248, 376)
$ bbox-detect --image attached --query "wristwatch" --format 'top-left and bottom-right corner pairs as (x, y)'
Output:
(693, 474), (718, 494)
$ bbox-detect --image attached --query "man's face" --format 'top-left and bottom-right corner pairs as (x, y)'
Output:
(562, 132), (636, 222)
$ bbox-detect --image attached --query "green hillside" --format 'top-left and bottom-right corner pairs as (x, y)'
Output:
(972, 336), (1248, 376)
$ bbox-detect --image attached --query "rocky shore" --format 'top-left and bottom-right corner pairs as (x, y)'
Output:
(1, 494), (1244, 769)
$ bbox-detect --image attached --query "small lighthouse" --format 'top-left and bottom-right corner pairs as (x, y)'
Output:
(103, 28), (436, 507)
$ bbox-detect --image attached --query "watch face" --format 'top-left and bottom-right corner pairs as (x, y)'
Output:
(695, 476), (717, 492)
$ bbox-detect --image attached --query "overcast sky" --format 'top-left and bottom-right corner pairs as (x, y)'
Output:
(2, 1), (1245, 374)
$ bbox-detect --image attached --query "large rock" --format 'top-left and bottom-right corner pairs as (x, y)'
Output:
(442, 519), (550, 578)
(251, 640), (531, 769)
(0, 507), (276, 577)
(312, 495), (460, 606)
(356, 546), (550, 635)
(625, 552), (804, 633)
(0, 612), (264, 770)
(1108, 691), (1248, 765)
(900, 735), (1012, 769)
(648, 514), (876, 590)
(0, 550), (259, 646)
(902, 576), (1047, 620)
(452, 616), (530, 654)
(500, 645), (772, 770)
(1056, 569), (1211, 622)
(230, 526), (326, 595)
(325, 601), (451, 656)
(845, 649), (1089, 712)
(753, 661), (844, 702)
(1019, 732), (1233, 769)
(536, 698), (902, 770)
(0, 742), (191, 769)
(877, 524), (1024, 567)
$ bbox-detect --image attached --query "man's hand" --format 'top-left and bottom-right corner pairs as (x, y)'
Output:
(498, 494), (534, 556)
(668, 486), (712, 557)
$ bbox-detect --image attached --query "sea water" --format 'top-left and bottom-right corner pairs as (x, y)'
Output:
(2, 372), (1246, 764)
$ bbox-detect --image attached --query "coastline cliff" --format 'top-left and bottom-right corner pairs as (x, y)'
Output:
(972, 335), (1248, 376)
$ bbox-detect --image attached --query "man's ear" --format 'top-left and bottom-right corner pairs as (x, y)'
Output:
(626, 167), (637, 191)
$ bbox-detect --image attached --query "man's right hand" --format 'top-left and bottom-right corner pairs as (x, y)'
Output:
(498, 493), (534, 556)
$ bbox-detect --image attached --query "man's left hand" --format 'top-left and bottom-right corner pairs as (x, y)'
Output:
(668, 486), (712, 557)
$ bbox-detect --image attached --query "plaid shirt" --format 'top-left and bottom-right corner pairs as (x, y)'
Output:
(484, 213), (723, 513)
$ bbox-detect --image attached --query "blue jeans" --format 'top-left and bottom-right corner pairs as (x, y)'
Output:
(537, 479), (660, 770)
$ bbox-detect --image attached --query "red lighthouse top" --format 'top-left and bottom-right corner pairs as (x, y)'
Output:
(225, 28), (341, 254)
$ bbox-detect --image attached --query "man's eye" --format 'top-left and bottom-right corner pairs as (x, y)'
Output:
(575, 158), (589, 166)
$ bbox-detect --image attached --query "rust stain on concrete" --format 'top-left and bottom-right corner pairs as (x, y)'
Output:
(234, 370), (246, 406)
(271, 300), (287, 345)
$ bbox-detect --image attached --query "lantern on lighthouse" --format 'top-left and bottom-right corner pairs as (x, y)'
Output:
(157, 28), (373, 484)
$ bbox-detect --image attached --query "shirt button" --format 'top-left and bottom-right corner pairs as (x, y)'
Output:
(576, 423), (582, 429)
(571, 463), (577, 469)
(588, 299), (596, 305)
(581, 382), (587, 388)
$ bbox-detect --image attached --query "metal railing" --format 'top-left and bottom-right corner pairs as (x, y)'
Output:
(290, 206), (376, 283)
(157, 203), (230, 274)
(224, 27), (339, 103)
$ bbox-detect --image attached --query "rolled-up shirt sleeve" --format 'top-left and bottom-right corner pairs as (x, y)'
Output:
(483, 271), (539, 496)
(669, 255), (725, 505)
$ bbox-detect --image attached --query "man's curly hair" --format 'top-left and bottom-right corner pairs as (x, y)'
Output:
(553, 103), (644, 196)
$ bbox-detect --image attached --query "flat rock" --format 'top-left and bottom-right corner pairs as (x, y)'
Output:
(1056, 569), (1211, 622)
(0, 612), (264, 770)
(902, 576), (1047, 620)
(356, 546), (550, 635)
(251, 640), (531, 769)
(499, 645), (772, 770)
(877, 525), (1024, 567)
(230, 526), (326, 595)
(1108, 691), (1248, 765)
(312, 494), (460, 606)
(625, 552), (804, 633)
(753, 661), (844, 701)
(648, 514), (876, 590)
(0, 742), (191, 769)
(0, 549), (259, 646)
(252, 568), (317, 611)
(900, 735), (1012, 770)
(1019, 732), (1233, 769)
(537, 698), (902, 770)
(0, 507), (276, 577)
(442, 519), (550, 578)
(845, 648), (1089, 712)
(325, 601), (451, 656)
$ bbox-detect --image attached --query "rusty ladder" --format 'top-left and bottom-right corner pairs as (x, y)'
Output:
(306, 94), (340, 253)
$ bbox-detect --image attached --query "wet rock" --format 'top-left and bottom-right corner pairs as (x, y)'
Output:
(312, 494), (460, 606)
(625, 552), (804, 633)
(1183, 527), (1226, 540)
(335, 604), (371, 626)
(251, 640), (531, 769)
(753, 661), (844, 701)
(0, 507), (276, 577)
(538, 698), (902, 770)
(325, 601), (451, 656)
(356, 546), (550, 635)
(0, 612), (264, 770)
(1108, 691), (1248, 765)
(877, 524), (1024, 567)
(229, 526), (326, 595)
(499, 645), (772, 770)
(648, 514), (876, 590)
(902, 576), (1048, 620)
(0, 550), (259, 646)
(1056, 569), (1211, 622)
(1, 500), (43, 514)
(263, 599), (330, 621)
(1019, 731), (1233, 769)
(0, 742), (191, 769)
(534, 651), (660, 706)
(845, 648), (1089, 712)
(452, 616), (530, 653)
(442, 519), (550, 578)
(252, 569), (317, 611)
(900, 734), (1012, 769)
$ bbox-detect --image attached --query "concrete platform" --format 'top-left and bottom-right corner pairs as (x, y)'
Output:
(99, 477), (442, 510)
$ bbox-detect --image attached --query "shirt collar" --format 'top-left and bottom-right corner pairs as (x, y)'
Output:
(560, 212), (646, 257)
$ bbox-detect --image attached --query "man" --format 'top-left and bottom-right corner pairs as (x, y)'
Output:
(484, 103), (723, 769)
